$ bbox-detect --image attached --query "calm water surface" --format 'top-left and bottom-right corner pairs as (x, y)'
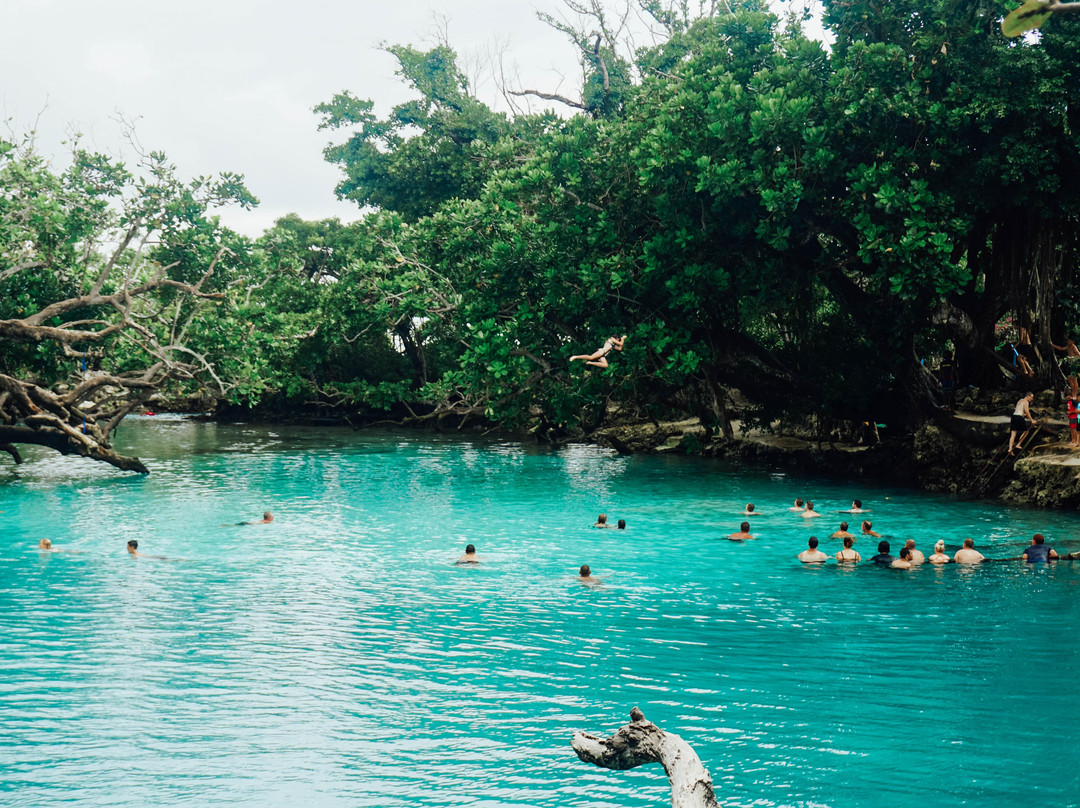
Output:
(1, 417), (1078, 807)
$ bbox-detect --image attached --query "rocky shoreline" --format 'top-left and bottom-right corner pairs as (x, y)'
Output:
(151, 390), (1080, 511)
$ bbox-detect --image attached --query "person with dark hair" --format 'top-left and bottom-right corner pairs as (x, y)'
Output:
(616, 519), (626, 530)
(593, 514), (613, 529)
(797, 536), (828, 563)
(728, 522), (754, 542)
(954, 538), (986, 564)
(126, 540), (140, 557)
(830, 522), (855, 541)
(456, 544), (480, 565)
(836, 536), (861, 563)
(788, 498), (806, 512)
(870, 540), (894, 566)
(801, 501), (822, 519)
(743, 503), (758, 515)
(841, 500), (869, 513)
(1008, 392), (1037, 456)
(579, 564), (601, 585)
(861, 521), (881, 538)
(891, 547), (913, 569)
(1022, 533), (1058, 563)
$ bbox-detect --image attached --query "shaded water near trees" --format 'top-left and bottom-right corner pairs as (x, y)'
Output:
(2, 417), (1079, 807)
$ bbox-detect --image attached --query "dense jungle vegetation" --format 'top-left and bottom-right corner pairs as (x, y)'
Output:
(2, 0), (1080, 471)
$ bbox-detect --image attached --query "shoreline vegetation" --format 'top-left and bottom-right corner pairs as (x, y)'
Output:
(4, 3), (1080, 511)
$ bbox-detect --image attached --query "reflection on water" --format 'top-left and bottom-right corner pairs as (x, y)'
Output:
(1, 419), (1079, 807)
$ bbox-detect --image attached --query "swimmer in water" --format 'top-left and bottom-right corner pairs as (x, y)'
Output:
(928, 540), (952, 564)
(594, 514), (613, 529)
(728, 522), (754, 542)
(903, 539), (925, 565)
(841, 499), (870, 513)
(788, 498), (806, 512)
(802, 501), (822, 519)
(830, 522), (855, 541)
(953, 538), (986, 564)
(616, 519), (626, 530)
(743, 503), (759, 515)
(127, 540), (140, 558)
(456, 544), (480, 564)
(38, 538), (53, 550)
(796, 536), (829, 563)
(891, 547), (913, 569)
(861, 520), (881, 538)
(836, 536), (861, 563)
(579, 564), (602, 585)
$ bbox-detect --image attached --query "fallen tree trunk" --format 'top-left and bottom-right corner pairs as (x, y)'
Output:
(571, 707), (719, 808)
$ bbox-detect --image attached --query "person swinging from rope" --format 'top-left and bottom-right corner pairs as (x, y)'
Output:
(570, 334), (626, 368)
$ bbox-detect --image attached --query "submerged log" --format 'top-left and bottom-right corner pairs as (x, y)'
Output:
(571, 707), (719, 808)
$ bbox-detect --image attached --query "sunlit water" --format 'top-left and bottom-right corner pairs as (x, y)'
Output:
(2, 416), (1079, 807)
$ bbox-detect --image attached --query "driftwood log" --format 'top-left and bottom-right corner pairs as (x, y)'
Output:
(571, 707), (719, 808)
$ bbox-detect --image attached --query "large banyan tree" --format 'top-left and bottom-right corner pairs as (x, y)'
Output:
(0, 134), (257, 472)
(308, 0), (1080, 435)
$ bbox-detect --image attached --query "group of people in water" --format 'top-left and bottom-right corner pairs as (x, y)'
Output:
(729, 498), (1076, 567)
(36, 512), (275, 559)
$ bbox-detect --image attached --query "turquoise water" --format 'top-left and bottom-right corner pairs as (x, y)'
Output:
(2, 417), (1079, 808)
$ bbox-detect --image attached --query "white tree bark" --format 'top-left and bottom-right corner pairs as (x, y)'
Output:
(571, 707), (719, 808)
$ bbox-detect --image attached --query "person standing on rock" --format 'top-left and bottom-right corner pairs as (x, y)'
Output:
(1051, 335), (1080, 398)
(1008, 391), (1037, 456)
(1068, 394), (1079, 448)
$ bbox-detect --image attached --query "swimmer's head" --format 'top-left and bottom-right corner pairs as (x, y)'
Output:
(904, 539), (916, 549)
(596, 514), (607, 524)
(806, 501), (814, 510)
(853, 499), (862, 508)
(580, 564), (591, 577)
(263, 512), (273, 522)
(807, 537), (819, 549)
(878, 540), (890, 555)
(1033, 533), (1045, 545)
(963, 538), (975, 548)
(617, 519), (626, 530)
(745, 503), (754, 513)
(843, 536), (854, 548)
(127, 540), (138, 553)
(39, 538), (52, 549)
(840, 522), (849, 531)
(740, 522), (750, 533)
(465, 544), (475, 554)
(862, 521), (872, 531)
(934, 540), (945, 553)
(899, 547), (911, 560)
(795, 498), (804, 507)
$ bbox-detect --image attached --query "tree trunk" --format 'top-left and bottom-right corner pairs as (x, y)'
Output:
(571, 708), (719, 808)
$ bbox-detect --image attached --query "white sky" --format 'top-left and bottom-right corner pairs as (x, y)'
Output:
(3, 0), (824, 238)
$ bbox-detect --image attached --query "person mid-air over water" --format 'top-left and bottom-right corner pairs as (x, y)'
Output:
(570, 335), (626, 369)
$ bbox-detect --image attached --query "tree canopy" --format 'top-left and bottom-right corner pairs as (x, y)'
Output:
(4, 0), (1080, 471)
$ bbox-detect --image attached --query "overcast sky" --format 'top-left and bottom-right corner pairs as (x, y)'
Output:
(4, 0), (822, 237)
